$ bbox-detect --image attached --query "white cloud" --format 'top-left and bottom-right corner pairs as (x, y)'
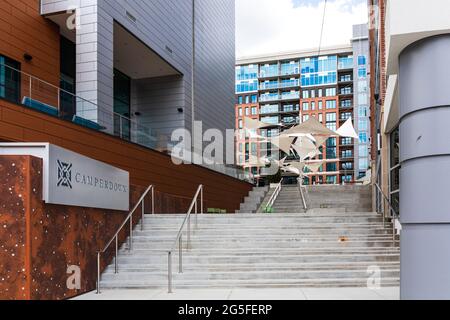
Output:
(236, 0), (368, 58)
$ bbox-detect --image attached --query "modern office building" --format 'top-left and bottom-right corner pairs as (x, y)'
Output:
(369, 0), (450, 299)
(0, 0), (253, 300)
(235, 24), (371, 185)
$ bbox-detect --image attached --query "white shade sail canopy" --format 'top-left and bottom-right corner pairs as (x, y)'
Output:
(336, 118), (359, 140)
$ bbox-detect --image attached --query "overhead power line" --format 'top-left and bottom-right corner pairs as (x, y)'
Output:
(318, 0), (328, 57)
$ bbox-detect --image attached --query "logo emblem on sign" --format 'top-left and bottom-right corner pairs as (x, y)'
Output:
(57, 160), (73, 189)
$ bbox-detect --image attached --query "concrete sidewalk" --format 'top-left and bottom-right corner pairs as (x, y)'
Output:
(74, 287), (399, 300)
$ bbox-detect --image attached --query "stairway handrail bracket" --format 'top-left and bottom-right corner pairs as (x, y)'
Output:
(167, 185), (204, 293)
(96, 184), (155, 294)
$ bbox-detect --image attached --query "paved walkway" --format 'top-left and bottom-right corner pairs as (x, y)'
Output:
(74, 287), (399, 300)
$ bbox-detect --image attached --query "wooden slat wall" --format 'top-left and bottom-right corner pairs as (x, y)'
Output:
(0, 100), (252, 212)
(0, 0), (60, 85)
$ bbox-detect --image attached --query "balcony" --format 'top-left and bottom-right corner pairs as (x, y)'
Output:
(259, 66), (279, 78)
(280, 92), (300, 101)
(280, 64), (300, 76)
(260, 94), (280, 102)
(259, 82), (279, 90)
(338, 57), (353, 70)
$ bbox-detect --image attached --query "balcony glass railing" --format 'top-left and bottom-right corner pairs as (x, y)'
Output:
(338, 57), (354, 70)
(0, 63), (249, 181)
(280, 92), (300, 100)
(280, 64), (300, 76)
(259, 82), (279, 90)
(260, 93), (280, 102)
(260, 104), (279, 114)
(279, 79), (300, 88)
(260, 65), (279, 78)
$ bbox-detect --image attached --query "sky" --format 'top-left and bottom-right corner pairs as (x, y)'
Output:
(236, 0), (368, 58)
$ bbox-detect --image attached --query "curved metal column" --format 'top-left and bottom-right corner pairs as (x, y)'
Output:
(399, 34), (450, 299)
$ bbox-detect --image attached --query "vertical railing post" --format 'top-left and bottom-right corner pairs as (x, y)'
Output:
(129, 215), (133, 251)
(141, 199), (145, 231)
(179, 236), (183, 273)
(188, 214), (191, 250)
(201, 186), (203, 215)
(96, 252), (101, 294)
(120, 116), (123, 139)
(115, 236), (118, 274)
(151, 187), (155, 214)
(168, 252), (173, 293)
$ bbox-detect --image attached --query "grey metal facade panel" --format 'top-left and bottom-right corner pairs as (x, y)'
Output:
(401, 224), (450, 299)
(400, 107), (450, 162)
(400, 156), (450, 224)
(194, 0), (236, 133)
(99, 0), (235, 138)
(399, 35), (450, 118)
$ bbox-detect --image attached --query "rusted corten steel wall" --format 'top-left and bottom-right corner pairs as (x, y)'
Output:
(0, 155), (212, 300)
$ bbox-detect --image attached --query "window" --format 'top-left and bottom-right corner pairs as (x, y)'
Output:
(358, 55), (366, 66)
(359, 158), (369, 170)
(238, 96), (243, 104)
(359, 119), (368, 130)
(327, 176), (337, 184)
(251, 143), (258, 156)
(359, 132), (368, 143)
(342, 150), (353, 158)
(358, 105), (368, 117)
(326, 112), (336, 122)
(238, 108), (242, 116)
(358, 68), (367, 78)
(0, 55), (21, 104)
(326, 163), (337, 172)
(326, 100), (336, 109)
(326, 137), (337, 147)
(318, 101), (323, 110)
(302, 102), (309, 111)
(359, 145), (368, 157)
(245, 96), (250, 104)
(311, 90), (316, 98)
(251, 95), (258, 103)
(238, 119), (243, 129)
(302, 90), (309, 99)
(318, 89), (323, 97)
(260, 104), (278, 114)
(251, 106), (257, 115)
(302, 115), (309, 122)
(318, 113), (323, 123)
(325, 88), (336, 97)
(326, 147), (337, 159)
(311, 102), (316, 110)
(114, 69), (131, 140)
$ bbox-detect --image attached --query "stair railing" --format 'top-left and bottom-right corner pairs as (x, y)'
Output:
(297, 177), (308, 211)
(96, 184), (155, 294)
(265, 179), (283, 212)
(374, 183), (400, 245)
(167, 185), (204, 293)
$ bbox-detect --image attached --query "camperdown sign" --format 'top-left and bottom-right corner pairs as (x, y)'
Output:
(0, 143), (130, 211)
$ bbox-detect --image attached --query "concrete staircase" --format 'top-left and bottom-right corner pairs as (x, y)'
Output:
(235, 186), (269, 213)
(99, 211), (399, 290)
(306, 185), (372, 213)
(269, 184), (372, 214)
(271, 185), (306, 213)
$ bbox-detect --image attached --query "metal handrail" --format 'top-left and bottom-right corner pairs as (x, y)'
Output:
(374, 183), (399, 244)
(96, 184), (155, 294)
(265, 179), (283, 211)
(297, 177), (308, 211)
(167, 185), (204, 293)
